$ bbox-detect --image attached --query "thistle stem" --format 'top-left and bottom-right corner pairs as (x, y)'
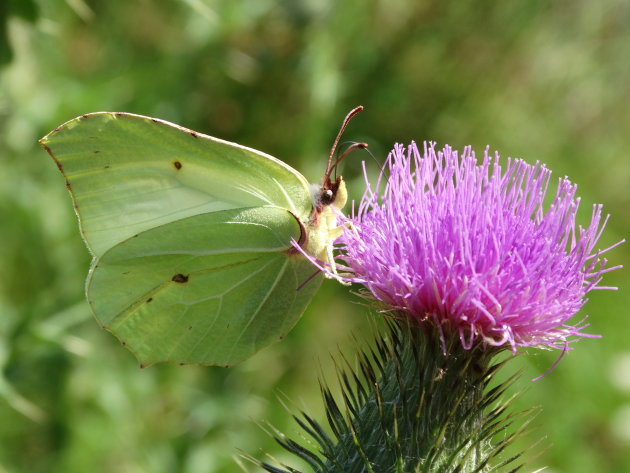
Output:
(262, 320), (527, 473)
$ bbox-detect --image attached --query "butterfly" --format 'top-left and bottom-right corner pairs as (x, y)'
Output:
(40, 106), (364, 367)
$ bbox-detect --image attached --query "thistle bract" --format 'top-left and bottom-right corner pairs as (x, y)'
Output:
(331, 142), (620, 351)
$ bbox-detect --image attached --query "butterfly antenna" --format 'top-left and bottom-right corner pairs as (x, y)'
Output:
(330, 142), (369, 177)
(362, 144), (382, 169)
(325, 106), (364, 182)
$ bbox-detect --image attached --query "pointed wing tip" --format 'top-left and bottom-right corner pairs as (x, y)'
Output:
(39, 111), (117, 142)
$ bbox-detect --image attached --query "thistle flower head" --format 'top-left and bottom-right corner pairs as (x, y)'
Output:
(329, 142), (621, 352)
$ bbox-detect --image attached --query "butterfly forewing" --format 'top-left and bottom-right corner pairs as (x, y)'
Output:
(41, 112), (313, 257)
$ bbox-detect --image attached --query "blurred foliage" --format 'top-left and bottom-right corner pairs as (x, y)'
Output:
(0, 0), (628, 472)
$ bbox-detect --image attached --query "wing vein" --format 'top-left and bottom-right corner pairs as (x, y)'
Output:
(272, 177), (298, 215)
(221, 258), (290, 361)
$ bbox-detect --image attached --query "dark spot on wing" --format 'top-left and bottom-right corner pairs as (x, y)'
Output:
(65, 181), (72, 191)
(55, 160), (64, 172)
(190, 131), (198, 138)
(147, 297), (153, 303)
(121, 340), (127, 346)
(81, 113), (90, 119)
(173, 160), (182, 170)
(150, 118), (159, 123)
(140, 364), (146, 369)
(172, 273), (189, 283)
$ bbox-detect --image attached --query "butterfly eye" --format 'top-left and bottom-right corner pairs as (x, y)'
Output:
(319, 188), (334, 206)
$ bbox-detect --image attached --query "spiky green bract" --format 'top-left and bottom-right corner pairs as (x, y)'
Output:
(261, 321), (532, 473)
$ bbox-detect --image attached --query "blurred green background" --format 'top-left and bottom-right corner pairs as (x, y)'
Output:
(1, 1), (629, 472)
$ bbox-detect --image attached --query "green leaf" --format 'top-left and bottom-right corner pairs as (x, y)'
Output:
(0, 0), (39, 66)
(0, 0), (11, 66)
(10, 0), (39, 23)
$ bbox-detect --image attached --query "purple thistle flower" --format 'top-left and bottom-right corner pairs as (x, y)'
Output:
(327, 142), (622, 352)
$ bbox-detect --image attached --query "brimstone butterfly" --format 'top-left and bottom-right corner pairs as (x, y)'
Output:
(40, 106), (364, 367)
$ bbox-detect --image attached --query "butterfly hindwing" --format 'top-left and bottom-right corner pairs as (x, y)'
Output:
(88, 206), (323, 366)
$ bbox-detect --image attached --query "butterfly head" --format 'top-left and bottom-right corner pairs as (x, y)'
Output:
(311, 175), (347, 215)
(310, 106), (365, 216)
(298, 107), (365, 273)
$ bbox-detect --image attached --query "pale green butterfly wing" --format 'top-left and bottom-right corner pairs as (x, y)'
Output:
(40, 113), (323, 366)
(89, 207), (321, 367)
(40, 112), (313, 257)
